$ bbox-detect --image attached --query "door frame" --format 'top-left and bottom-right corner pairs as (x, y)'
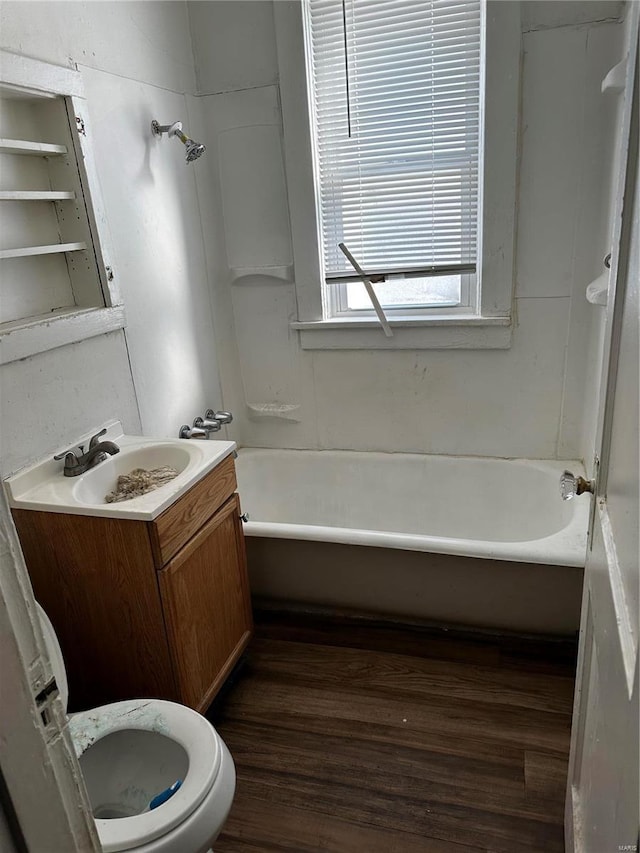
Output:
(592, 3), (639, 505)
(590, 0), (639, 694)
(565, 6), (640, 851)
(0, 488), (99, 852)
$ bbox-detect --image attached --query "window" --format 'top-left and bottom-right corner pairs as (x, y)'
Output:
(275, 0), (520, 349)
(307, 0), (481, 319)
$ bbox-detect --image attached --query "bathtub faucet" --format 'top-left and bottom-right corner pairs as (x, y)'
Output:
(179, 424), (208, 439)
(205, 409), (233, 425)
(180, 409), (233, 439)
(193, 414), (221, 434)
(191, 409), (233, 435)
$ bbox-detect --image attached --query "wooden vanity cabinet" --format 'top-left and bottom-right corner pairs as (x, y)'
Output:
(12, 453), (252, 714)
(159, 493), (251, 711)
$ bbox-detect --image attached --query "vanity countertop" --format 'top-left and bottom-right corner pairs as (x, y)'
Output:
(4, 420), (237, 521)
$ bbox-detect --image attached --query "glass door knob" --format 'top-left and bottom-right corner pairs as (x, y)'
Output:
(560, 470), (595, 501)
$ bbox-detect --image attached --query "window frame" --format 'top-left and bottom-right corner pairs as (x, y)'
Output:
(274, 0), (520, 350)
(329, 271), (476, 319)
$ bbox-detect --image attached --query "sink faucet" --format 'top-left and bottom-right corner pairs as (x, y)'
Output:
(53, 428), (120, 477)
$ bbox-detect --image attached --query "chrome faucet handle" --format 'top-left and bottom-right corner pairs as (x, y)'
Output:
(54, 444), (82, 463)
(179, 424), (208, 439)
(54, 428), (109, 463)
(205, 409), (233, 425)
(53, 432), (118, 475)
(88, 428), (108, 449)
(560, 470), (595, 501)
(194, 415), (221, 433)
(53, 448), (80, 464)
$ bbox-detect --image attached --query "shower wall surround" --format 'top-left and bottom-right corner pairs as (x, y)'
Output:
(189, 1), (624, 465)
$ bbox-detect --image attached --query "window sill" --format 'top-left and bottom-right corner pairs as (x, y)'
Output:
(0, 305), (126, 364)
(291, 315), (512, 350)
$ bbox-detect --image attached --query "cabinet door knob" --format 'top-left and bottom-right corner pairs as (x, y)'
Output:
(239, 512), (249, 523)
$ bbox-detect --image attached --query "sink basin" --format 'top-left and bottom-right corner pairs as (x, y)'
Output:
(4, 421), (237, 521)
(72, 444), (193, 506)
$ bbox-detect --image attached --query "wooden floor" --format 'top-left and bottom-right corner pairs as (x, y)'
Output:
(209, 611), (577, 853)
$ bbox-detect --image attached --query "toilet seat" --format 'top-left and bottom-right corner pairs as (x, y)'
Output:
(69, 700), (222, 853)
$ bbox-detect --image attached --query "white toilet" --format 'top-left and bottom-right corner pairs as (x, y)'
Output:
(37, 603), (236, 853)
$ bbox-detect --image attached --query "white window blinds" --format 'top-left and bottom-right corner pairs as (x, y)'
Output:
(306, 0), (482, 279)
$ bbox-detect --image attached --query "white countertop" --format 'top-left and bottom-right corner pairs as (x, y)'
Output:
(4, 421), (237, 521)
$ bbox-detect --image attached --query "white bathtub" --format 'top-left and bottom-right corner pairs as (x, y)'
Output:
(236, 449), (589, 634)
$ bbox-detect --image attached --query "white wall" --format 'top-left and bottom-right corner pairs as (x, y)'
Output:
(0, 1), (223, 476)
(190, 0), (278, 95)
(0, 331), (140, 477)
(80, 67), (222, 440)
(188, 0), (624, 460)
(527, 19), (625, 462)
(0, 0), (620, 474)
(0, 1), (196, 94)
(521, 1), (621, 31)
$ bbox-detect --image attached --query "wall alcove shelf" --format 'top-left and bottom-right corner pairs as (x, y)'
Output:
(1, 136), (79, 259)
(230, 265), (293, 285)
(0, 138), (68, 156)
(0, 49), (124, 365)
(0, 242), (87, 260)
(0, 190), (76, 200)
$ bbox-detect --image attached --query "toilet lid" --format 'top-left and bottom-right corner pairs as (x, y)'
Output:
(69, 699), (222, 853)
(36, 603), (69, 711)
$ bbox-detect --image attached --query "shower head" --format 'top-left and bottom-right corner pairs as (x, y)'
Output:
(184, 138), (206, 163)
(151, 119), (206, 164)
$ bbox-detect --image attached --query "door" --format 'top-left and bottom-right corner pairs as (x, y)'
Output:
(565, 15), (639, 852)
(159, 493), (253, 712)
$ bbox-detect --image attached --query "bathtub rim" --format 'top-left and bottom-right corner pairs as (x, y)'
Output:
(237, 448), (590, 568)
(243, 520), (587, 567)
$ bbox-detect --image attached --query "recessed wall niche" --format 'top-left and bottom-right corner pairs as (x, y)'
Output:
(0, 51), (124, 364)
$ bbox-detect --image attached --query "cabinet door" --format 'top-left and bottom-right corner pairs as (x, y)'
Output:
(158, 493), (253, 711)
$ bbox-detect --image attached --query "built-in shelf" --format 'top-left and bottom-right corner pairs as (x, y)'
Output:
(0, 304), (88, 334)
(586, 271), (609, 306)
(0, 241), (87, 260)
(246, 402), (301, 422)
(0, 305), (127, 365)
(0, 49), (122, 363)
(602, 56), (628, 94)
(231, 265), (293, 284)
(0, 138), (68, 156)
(0, 190), (75, 201)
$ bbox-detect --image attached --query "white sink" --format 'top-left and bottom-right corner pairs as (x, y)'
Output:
(5, 421), (236, 521)
(72, 443), (193, 506)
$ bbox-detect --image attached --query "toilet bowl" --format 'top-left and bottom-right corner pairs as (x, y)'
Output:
(37, 603), (236, 853)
